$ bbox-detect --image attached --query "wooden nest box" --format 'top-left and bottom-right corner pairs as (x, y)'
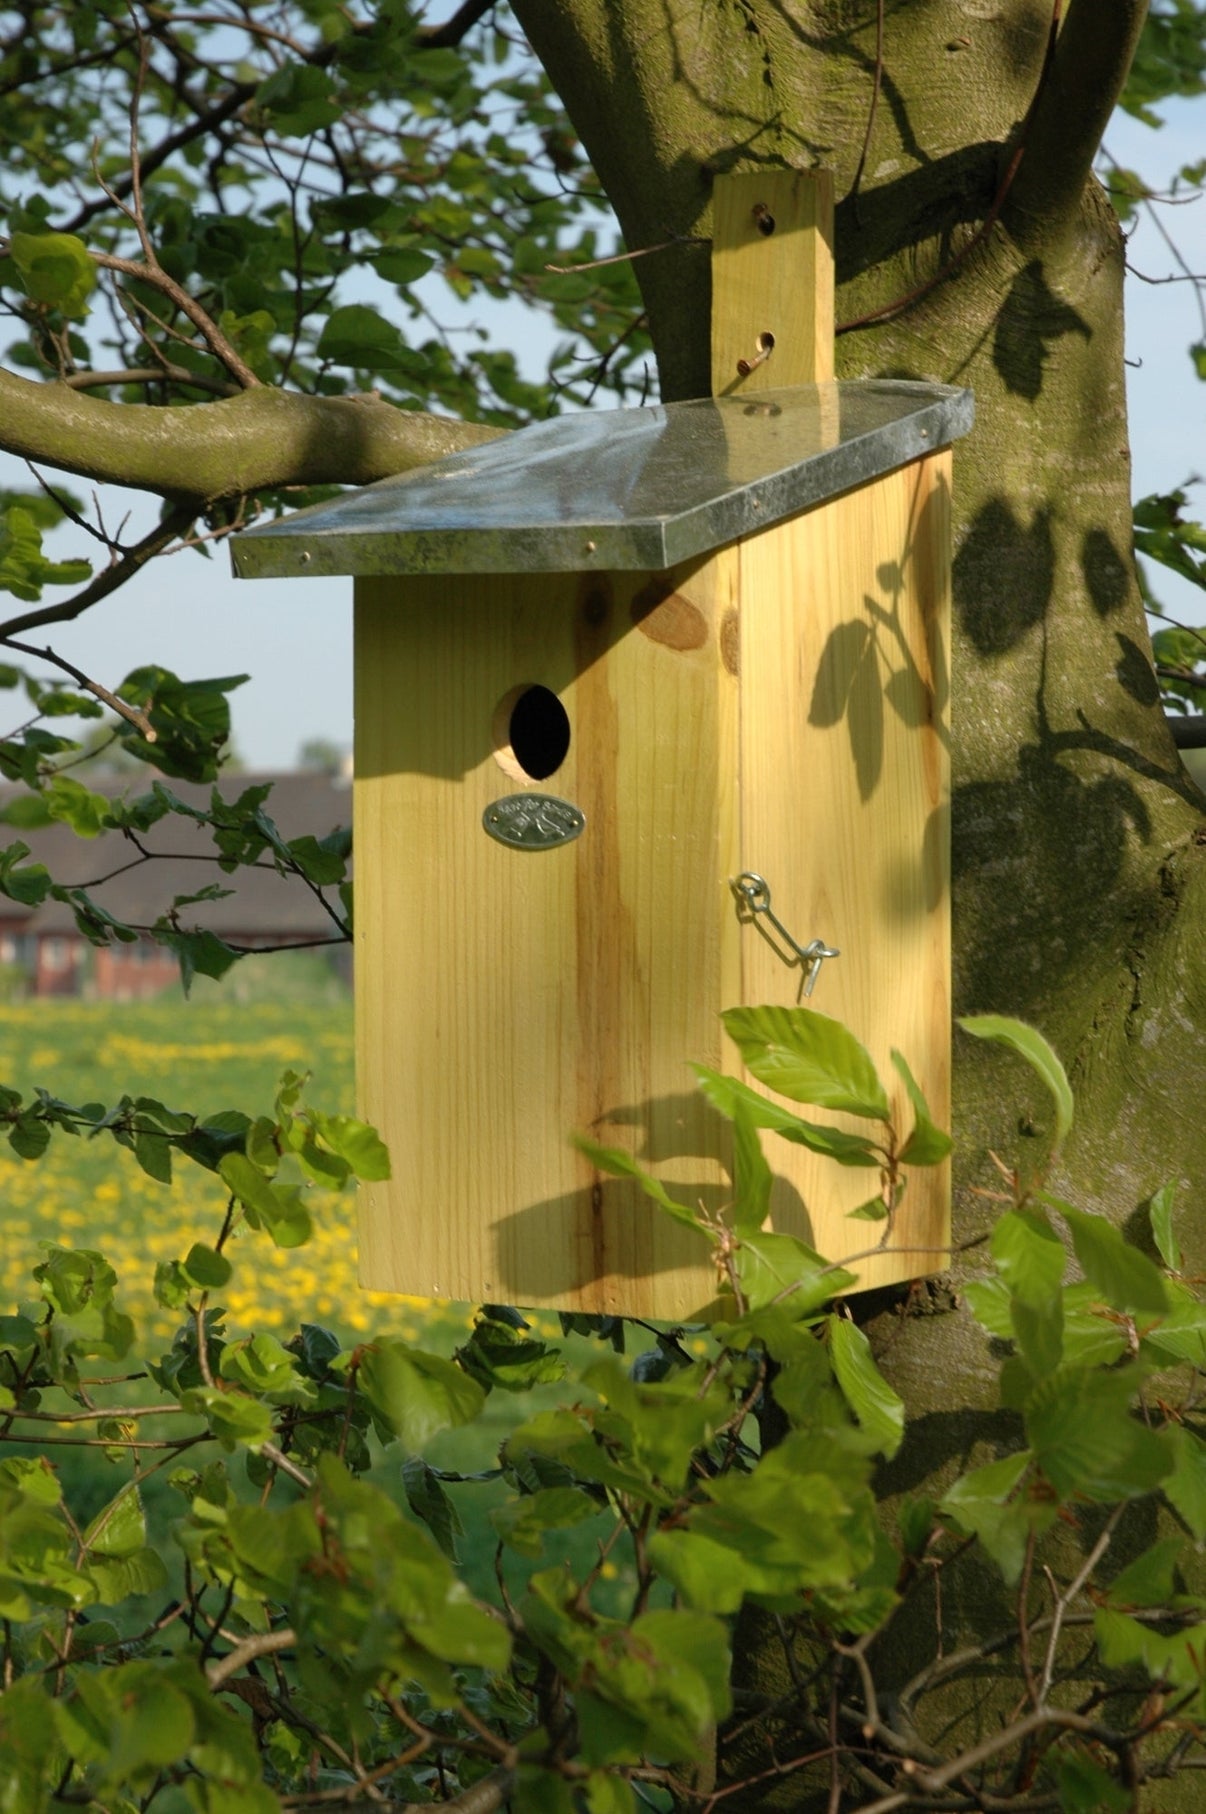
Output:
(233, 171), (972, 1319)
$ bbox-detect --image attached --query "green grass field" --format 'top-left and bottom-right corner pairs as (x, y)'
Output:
(0, 953), (502, 1351)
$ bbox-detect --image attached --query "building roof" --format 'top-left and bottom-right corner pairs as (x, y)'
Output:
(230, 380), (973, 582)
(0, 770), (351, 942)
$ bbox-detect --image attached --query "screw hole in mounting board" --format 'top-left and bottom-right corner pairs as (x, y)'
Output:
(736, 331), (775, 378)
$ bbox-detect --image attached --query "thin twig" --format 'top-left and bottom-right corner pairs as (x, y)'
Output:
(89, 249), (261, 388)
(260, 1440), (314, 1490)
(63, 365), (240, 397)
(1037, 1502), (1123, 1702)
(0, 633), (156, 739)
(545, 236), (707, 274)
(207, 1627), (297, 1691)
(0, 502), (196, 641)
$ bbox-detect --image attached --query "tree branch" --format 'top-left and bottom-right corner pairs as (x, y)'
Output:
(0, 502), (197, 639)
(1002, 0), (1150, 244)
(0, 370), (503, 506)
(0, 634), (157, 738)
(207, 1627), (297, 1691)
(416, 0), (496, 49)
(63, 366), (239, 397)
(90, 249), (261, 390)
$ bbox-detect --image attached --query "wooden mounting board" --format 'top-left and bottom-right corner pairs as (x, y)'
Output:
(711, 168), (834, 395)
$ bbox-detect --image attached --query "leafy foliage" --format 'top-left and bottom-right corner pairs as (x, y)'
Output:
(3, 1008), (1206, 1808)
(0, 1), (644, 460)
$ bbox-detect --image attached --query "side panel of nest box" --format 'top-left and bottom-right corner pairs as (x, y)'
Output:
(732, 451), (952, 1289)
(353, 451), (950, 1316)
(354, 557), (741, 1319)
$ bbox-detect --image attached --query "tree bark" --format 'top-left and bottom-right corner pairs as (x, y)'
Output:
(511, 1), (1205, 1804)
(0, 369), (501, 506)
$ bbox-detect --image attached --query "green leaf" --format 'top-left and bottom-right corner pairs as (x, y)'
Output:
(827, 1316), (904, 1457)
(44, 774), (111, 837)
(584, 1772), (635, 1814)
(0, 840), (51, 906)
(730, 1096), (772, 1232)
(219, 1152), (312, 1248)
(957, 1015), (1073, 1149)
(118, 667), (245, 783)
(9, 230), (96, 318)
(308, 1111), (391, 1181)
(991, 1208), (1065, 1307)
(220, 1333), (310, 1401)
(456, 1311), (566, 1393)
(1162, 1425), (1206, 1541)
(723, 1006), (890, 1118)
(181, 1386), (276, 1452)
(734, 1231), (847, 1314)
(1009, 1290), (1063, 1378)
(1054, 1749), (1131, 1814)
(184, 1779), (281, 1814)
(256, 63), (341, 135)
(939, 1451), (1037, 1583)
(182, 1243), (232, 1289)
(132, 1125), (173, 1184)
(1148, 1182), (1181, 1272)
(402, 1457), (466, 1560)
(645, 1528), (754, 1613)
(847, 1194), (889, 1222)
(573, 1136), (711, 1236)
(159, 925), (240, 995)
(891, 1049), (953, 1165)
(1103, 1536), (1183, 1610)
(490, 1487), (598, 1558)
(357, 1341), (485, 1448)
(1026, 1364), (1170, 1503)
(83, 1484), (147, 1559)
(34, 1245), (117, 1316)
(1047, 1198), (1170, 1315)
(375, 246), (436, 286)
(317, 303), (414, 371)
(692, 1066), (881, 1166)
(8, 1113), (50, 1160)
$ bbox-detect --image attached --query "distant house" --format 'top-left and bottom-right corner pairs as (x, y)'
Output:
(0, 770), (352, 999)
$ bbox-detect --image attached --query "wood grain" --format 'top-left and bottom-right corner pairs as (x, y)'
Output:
(354, 455), (951, 1313)
(354, 559), (740, 1317)
(732, 452), (952, 1283)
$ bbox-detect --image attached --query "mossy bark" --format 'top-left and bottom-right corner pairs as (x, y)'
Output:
(514, 2), (1204, 1805)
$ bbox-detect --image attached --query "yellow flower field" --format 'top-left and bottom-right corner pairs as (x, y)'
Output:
(0, 975), (491, 1349)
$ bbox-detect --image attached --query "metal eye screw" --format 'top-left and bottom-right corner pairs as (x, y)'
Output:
(731, 871), (840, 999)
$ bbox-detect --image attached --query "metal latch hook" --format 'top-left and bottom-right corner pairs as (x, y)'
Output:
(731, 871), (840, 1000)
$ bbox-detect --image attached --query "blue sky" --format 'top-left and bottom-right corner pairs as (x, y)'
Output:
(3, 96), (1203, 771)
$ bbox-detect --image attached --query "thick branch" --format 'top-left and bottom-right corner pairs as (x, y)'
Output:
(1002, 0), (1150, 244)
(0, 369), (503, 505)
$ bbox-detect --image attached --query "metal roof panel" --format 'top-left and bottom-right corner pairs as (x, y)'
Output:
(231, 380), (973, 581)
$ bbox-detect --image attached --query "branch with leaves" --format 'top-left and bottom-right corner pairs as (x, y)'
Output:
(3, 1008), (1206, 1808)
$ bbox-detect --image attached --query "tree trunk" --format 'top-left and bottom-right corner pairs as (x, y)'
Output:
(513, 1), (1204, 1803)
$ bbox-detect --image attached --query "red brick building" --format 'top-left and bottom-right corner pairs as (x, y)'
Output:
(0, 771), (352, 1000)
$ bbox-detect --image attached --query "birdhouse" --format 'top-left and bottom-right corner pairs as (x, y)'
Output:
(232, 171), (972, 1319)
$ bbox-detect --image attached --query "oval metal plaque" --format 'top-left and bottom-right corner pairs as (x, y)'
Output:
(483, 793), (585, 851)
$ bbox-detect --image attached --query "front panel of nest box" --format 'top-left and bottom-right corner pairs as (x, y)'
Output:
(353, 560), (743, 1320)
